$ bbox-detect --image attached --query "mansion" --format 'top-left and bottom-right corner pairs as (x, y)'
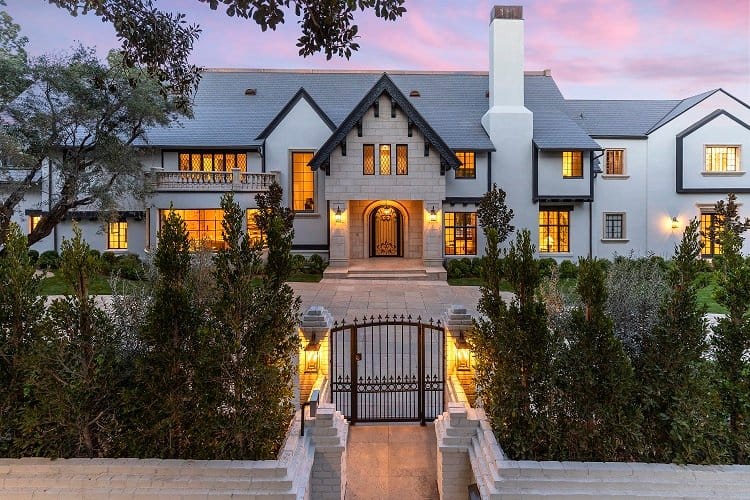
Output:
(8, 5), (750, 278)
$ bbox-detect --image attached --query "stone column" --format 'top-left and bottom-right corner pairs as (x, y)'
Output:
(443, 305), (477, 404)
(435, 402), (479, 500)
(423, 199), (443, 267)
(329, 200), (350, 268)
(298, 306), (334, 404)
(310, 403), (349, 500)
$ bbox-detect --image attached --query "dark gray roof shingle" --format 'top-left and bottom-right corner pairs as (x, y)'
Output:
(564, 99), (679, 137)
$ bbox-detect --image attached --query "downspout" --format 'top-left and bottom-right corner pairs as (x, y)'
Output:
(589, 150), (604, 259)
(261, 139), (266, 173)
(49, 160), (58, 252)
(487, 151), (492, 191)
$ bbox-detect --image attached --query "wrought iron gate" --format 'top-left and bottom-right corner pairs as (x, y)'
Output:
(330, 315), (445, 424)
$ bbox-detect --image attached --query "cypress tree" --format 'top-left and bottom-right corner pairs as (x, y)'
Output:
(556, 258), (641, 461)
(639, 219), (729, 463)
(0, 223), (43, 456)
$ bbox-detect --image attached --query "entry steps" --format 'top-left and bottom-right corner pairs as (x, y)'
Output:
(323, 266), (447, 281)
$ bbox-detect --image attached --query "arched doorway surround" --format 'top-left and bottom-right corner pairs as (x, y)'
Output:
(363, 200), (410, 258)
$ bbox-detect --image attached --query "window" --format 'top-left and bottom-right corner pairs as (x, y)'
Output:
(178, 152), (247, 181)
(705, 146), (740, 172)
(562, 151), (583, 178)
(292, 151), (315, 212)
(455, 151), (476, 178)
(363, 144), (375, 175)
(603, 213), (625, 240)
(160, 209), (226, 250)
(29, 215), (41, 234)
(444, 212), (477, 255)
(396, 144), (408, 175)
(379, 144), (391, 175)
(107, 221), (128, 250)
(700, 212), (723, 257)
(539, 209), (570, 253)
(246, 209), (264, 246)
(605, 149), (625, 175)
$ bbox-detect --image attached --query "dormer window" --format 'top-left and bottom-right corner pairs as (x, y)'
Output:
(562, 151), (583, 178)
(705, 146), (740, 172)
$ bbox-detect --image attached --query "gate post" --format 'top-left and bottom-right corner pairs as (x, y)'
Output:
(443, 305), (476, 404)
(299, 306), (334, 405)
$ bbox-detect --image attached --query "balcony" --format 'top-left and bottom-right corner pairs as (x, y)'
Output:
(151, 168), (280, 192)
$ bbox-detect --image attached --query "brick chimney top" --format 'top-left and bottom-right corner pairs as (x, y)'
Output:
(491, 5), (523, 21)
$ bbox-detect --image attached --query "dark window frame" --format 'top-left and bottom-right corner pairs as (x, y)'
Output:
(444, 211), (477, 256)
(363, 144), (375, 175)
(539, 208), (570, 253)
(605, 149), (625, 175)
(700, 212), (723, 257)
(379, 144), (392, 175)
(291, 150), (316, 213)
(396, 144), (408, 175)
(603, 212), (625, 240)
(454, 151), (476, 179)
(562, 151), (583, 178)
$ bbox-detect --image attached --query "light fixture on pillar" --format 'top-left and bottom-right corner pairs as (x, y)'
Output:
(304, 334), (321, 373)
(455, 331), (471, 371)
(334, 204), (343, 224)
(671, 216), (679, 230)
(429, 205), (438, 222)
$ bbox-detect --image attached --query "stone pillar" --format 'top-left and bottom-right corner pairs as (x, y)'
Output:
(444, 305), (477, 404)
(310, 403), (349, 500)
(298, 306), (334, 404)
(435, 402), (479, 500)
(329, 200), (350, 268)
(423, 199), (443, 267)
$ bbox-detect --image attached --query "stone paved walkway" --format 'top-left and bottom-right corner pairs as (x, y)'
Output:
(345, 424), (438, 500)
(292, 278), (488, 322)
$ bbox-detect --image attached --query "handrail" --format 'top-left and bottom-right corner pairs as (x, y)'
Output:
(300, 389), (320, 437)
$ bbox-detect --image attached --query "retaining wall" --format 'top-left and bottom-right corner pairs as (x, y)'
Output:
(437, 375), (750, 499)
(0, 403), (347, 499)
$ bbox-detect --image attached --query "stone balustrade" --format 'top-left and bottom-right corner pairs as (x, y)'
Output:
(151, 168), (280, 192)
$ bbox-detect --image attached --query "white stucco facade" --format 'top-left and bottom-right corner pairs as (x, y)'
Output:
(5, 5), (749, 270)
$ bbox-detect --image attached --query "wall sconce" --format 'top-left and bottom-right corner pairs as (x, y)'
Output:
(304, 334), (321, 373)
(671, 216), (679, 229)
(455, 332), (471, 371)
(334, 205), (343, 224)
(429, 205), (438, 222)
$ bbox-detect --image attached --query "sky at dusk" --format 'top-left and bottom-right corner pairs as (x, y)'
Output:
(4, 0), (749, 102)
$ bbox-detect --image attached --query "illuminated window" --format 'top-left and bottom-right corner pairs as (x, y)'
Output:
(160, 209), (226, 251)
(246, 208), (265, 246)
(562, 151), (583, 178)
(700, 212), (723, 257)
(178, 152), (246, 182)
(379, 145), (391, 175)
(292, 151), (315, 212)
(455, 151), (475, 178)
(539, 209), (570, 253)
(107, 221), (128, 250)
(29, 215), (41, 234)
(363, 144), (375, 175)
(444, 212), (477, 255)
(606, 149), (625, 175)
(705, 146), (740, 172)
(396, 144), (408, 175)
(603, 213), (625, 240)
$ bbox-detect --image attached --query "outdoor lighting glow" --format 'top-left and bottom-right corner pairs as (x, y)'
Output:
(429, 205), (438, 222)
(455, 332), (471, 371)
(671, 216), (679, 229)
(304, 334), (320, 373)
(334, 205), (343, 223)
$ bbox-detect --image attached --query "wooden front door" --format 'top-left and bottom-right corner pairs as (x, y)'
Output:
(370, 205), (402, 257)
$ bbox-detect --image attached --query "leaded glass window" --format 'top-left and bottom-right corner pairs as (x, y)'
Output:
(539, 209), (570, 253)
(396, 144), (408, 175)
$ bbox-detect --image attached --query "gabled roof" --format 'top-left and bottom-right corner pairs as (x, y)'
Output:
(564, 99), (679, 137)
(524, 75), (601, 150)
(255, 87), (335, 140)
(647, 89), (720, 134)
(308, 73), (461, 171)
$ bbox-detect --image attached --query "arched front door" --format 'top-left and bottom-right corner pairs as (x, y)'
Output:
(370, 205), (402, 257)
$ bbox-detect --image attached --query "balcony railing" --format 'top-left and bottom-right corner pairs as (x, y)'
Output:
(151, 168), (279, 192)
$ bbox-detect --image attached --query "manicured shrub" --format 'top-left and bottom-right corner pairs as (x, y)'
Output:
(446, 259), (465, 279)
(113, 253), (145, 280)
(558, 259), (578, 279)
(291, 253), (306, 274)
(538, 257), (558, 279)
(307, 253), (327, 274)
(26, 249), (39, 264)
(37, 250), (60, 269)
(470, 257), (483, 278)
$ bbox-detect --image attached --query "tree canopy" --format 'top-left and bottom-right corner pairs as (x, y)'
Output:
(47, 0), (408, 105)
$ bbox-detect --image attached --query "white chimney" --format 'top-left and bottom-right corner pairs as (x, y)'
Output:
(488, 5), (525, 109)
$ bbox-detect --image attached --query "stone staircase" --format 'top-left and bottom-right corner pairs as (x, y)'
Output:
(323, 258), (447, 281)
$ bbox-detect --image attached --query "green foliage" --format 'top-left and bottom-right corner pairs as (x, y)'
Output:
(639, 219), (730, 464)
(537, 257), (557, 279)
(128, 208), (205, 458)
(291, 253), (306, 274)
(555, 258), (642, 461)
(0, 223), (43, 456)
(0, 6), (29, 107)
(445, 257), (485, 279)
(19, 226), (124, 457)
(477, 183), (515, 244)
(37, 250), (60, 270)
(306, 253), (327, 274)
(111, 253), (147, 280)
(26, 249), (38, 264)
(711, 195), (750, 463)
(472, 229), (554, 459)
(558, 259), (578, 279)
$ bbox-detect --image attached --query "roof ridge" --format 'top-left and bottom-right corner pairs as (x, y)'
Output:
(200, 67), (554, 76)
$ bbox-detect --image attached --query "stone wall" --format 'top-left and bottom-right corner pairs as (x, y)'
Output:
(0, 404), (348, 499)
(436, 400), (750, 499)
